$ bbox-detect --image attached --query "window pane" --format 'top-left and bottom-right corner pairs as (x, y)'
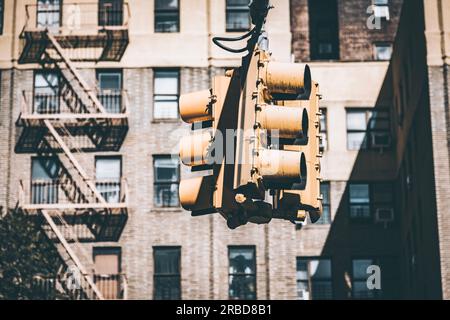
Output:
(154, 101), (179, 119)
(155, 13), (179, 32)
(349, 184), (370, 203)
(154, 158), (179, 182)
(297, 281), (310, 300)
(310, 259), (332, 279)
(296, 260), (308, 281)
(229, 247), (256, 300)
(154, 72), (178, 95)
(226, 11), (250, 31)
(347, 132), (367, 150)
(374, 44), (392, 61)
(353, 259), (374, 279)
(99, 0), (123, 26)
(229, 248), (255, 274)
(96, 158), (121, 180)
(32, 158), (59, 180)
(155, 0), (179, 10)
(311, 281), (333, 300)
(154, 247), (180, 300)
(353, 281), (376, 299)
(154, 183), (179, 207)
(347, 111), (367, 130)
(229, 275), (256, 300)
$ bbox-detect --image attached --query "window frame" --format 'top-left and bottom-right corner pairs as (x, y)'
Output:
(319, 107), (328, 151)
(36, 0), (62, 30)
(296, 257), (333, 300)
(33, 70), (61, 114)
(153, 69), (180, 121)
(153, 155), (180, 208)
(154, 0), (180, 33)
(348, 182), (395, 223)
(345, 108), (391, 151)
(373, 42), (393, 61)
(225, 0), (251, 32)
(228, 245), (257, 300)
(96, 69), (123, 113)
(153, 246), (181, 300)
(0, 0), (4, 35)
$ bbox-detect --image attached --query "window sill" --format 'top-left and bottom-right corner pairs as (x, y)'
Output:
(151, 119), (181, 124)
(150, 208), (183, 213)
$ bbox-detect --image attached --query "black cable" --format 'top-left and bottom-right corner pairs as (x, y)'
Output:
(211, 27), (256, 53)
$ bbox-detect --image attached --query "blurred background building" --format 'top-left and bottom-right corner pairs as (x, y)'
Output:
(0, 0), (449, 300)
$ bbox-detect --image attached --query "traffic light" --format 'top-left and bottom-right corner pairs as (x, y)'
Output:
(178, 72), (242, 217)
(230, 47), (322, 226)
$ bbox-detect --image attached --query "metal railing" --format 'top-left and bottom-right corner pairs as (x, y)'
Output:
(20, 178), (128, 206)
(23, 2), (131, 34)
(20, 90), (129, 116)
(31, 273), (127, 300)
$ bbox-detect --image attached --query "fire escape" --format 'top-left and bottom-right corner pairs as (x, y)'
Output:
(15, 2), (130, 300)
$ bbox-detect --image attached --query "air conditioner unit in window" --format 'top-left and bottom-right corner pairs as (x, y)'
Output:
(297, 289), (310, 300)
(375, 207), (394, 224)
(373, 5), (390, 21)
(371, 132), (392, 149)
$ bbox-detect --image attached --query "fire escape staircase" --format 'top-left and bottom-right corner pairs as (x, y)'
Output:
(16, 4), (130, 299)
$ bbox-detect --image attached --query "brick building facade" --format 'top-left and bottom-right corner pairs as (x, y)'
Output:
(1, 0), (449, 300)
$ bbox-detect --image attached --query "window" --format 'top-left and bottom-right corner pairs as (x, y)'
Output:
(95, 157), (122, 203)
(372, 0), (390, 21)
(34, 71), (60, 114)
(346, 109), (391, 150)
(226, 0), (250, 32)
(97, 70), (122, 113)
(349, 183), (394, 222)
(373, 43), (392, 61)
(153, 70), (180, 120)
(317, 182), (331, 224)
(93, 247), (122, 300)
(99, 0), (124, 26)
(31, 157), (60, 204)
(154, 0), (179, 33)
(319, 108), (328, 151)
(0, 0), (4, 35)
(352, 257), (399, 299)
(229, 246), (256, 300)
(349, 184), (370, 220)
(297, 258), (333, 300)
(37, 0), (61, 30)
(153, 247), (181, 300)
(153, 156), (179, 207)
(308, 0), (340, 60)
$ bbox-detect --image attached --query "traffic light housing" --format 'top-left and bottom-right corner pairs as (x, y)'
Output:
(179, 46), (322, 228)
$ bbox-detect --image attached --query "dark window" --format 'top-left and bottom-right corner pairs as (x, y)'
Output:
(153, 70), (179, 120)
(31, 157), (60, 204)
(37, 0), (61, 30)
(317, 182), (331, 224)
(154, 0), (179, 33)
(319, 108), (328, 151)
(0, 0), (4, 35)
(346, 109), (391, 150)
(153, 247), (181, 300)
(351, 257), (399, 299)
(349, 183), (394, 222)
(95, 157), (122, 203)
(229, 246), (256, 300)
(97, 70), (123, 113)
(226, 0), (250, 32)
(153, 156), (180, 207)
(297, 258), (333, 300)
(308, 0), (339, 60)
(373, 43), (392, 61)
(99, 0), (124, 26)
(34, 71), (60, 114)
